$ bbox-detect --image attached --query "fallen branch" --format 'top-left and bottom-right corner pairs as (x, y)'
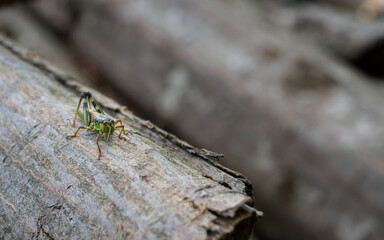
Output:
(29, 0), (384, 239)
(0, 36), (260, 240)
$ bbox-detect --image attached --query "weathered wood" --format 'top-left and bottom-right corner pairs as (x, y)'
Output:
(29, 0), (384, 239)
(0, 36), (260, 239)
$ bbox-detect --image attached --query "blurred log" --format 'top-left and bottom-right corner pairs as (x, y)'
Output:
(0, 0), (31, 7)
(263, 1), (384, 78)
(30, 0), (384, 239)
(269, 0), (363, 10)
(0, 6), (86, 82)
(0, 36), (259, 240)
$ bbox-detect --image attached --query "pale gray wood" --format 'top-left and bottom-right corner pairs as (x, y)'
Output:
(30, 0), (384, 239)
(0, 36), (259, 240)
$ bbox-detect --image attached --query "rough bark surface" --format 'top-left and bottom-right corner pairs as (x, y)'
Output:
(0, 37), (260, 240)
(30, 0), (384, 239)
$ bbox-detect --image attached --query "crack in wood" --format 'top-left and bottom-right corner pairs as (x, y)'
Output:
(32, 215), (55, 240)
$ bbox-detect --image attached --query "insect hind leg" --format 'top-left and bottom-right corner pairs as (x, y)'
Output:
(87, 92), (105, 114)
(72, 92), (92, 126)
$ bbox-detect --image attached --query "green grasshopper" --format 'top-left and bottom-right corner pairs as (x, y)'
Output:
(67, 91), (128, 159)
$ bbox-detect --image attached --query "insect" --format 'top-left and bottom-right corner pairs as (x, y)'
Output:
(67, 91), (128, 159)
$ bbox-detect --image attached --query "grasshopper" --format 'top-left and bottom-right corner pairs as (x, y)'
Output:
(67, 91), (128, 159)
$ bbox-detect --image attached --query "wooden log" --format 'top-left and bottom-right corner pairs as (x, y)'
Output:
(29, 0), (384, 239)
(0, 36), (260, 240)
(0, 7), (86, 82)
(269, 0), (362, 10)
(0, 0), (31, 6)
(267, 1), (384, 62)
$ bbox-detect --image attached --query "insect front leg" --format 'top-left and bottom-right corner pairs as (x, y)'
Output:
(114, 120), (129, 139)
(114, 120), (123, 126)
(115, 125), (129, 139)
(66, 126), (94, 139)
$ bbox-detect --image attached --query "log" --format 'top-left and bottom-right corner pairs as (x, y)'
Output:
(0, 36), (260, 239)
(0, 0), (31, 6)
(29, 0), (384, 239)
(266, 1), (384, 65)
(269, 0), (362, 10)
(0, 7), (86, 82)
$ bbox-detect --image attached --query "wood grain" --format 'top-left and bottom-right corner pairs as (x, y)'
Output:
(29, 0), (384, 239)
(0, 36), (260, 240)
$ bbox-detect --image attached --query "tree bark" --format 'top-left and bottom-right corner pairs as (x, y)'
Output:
(29, 0), (384, 239)
(0, 36), (260, 240)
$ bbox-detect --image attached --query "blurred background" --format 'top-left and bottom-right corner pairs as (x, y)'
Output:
(2, 0), (384, 239)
